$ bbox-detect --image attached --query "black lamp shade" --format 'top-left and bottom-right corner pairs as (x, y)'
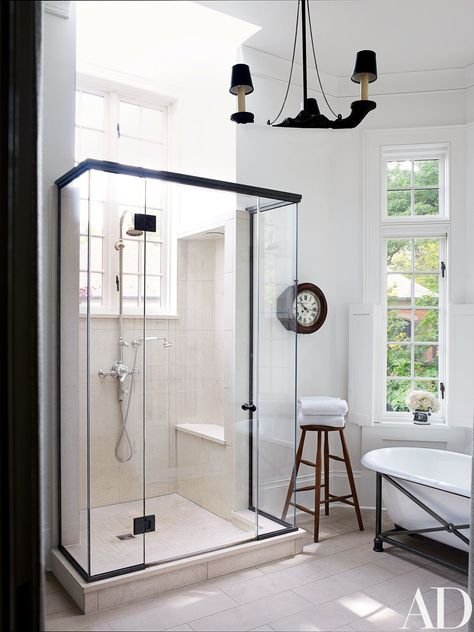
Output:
(351, 50), (377, 84)
(229, 64), (254, 95)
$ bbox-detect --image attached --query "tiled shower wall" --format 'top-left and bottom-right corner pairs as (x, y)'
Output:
(77, 237), (226, 510)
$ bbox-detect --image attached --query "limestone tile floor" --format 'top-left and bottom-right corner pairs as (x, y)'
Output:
(46, 507), (469, 631)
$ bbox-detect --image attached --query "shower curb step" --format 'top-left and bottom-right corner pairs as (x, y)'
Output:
(51, 529), (305, 614)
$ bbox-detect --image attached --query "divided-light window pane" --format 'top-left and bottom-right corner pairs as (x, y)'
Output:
(80, 92), (105, 130)
(79, 272), (103, 302)
(81, 201), (105, 236)
(76, 129), (105, 162)
(142, 276), (161, 300)
(75, 91), (105, 164)
(387, 310), (410, 342)
(118, 100), (165, 169)
(414, 309), (438, 342)
(386, 380), (411, 413)
(415, 189), (439, 216)
(123, 240), (139, 273)
(119, 136), (140, 166)
(123, 274), (139, 299)
(387, 161), (411, 188)
(414, 160), (438, 187)
(142, 108), (163, 142)
(387, 191), (411, 216)
(119, 101), (140, 137)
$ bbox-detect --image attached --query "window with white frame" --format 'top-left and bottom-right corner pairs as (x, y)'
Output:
(381, 146), (448, 420)
(75, 88), (168, 313)
(383, 145), (447, 220)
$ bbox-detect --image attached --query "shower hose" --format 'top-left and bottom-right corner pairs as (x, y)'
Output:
(115, 343), (140, 463)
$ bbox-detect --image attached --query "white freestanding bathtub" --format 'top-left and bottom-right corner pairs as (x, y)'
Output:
(362, 447), (471, 553)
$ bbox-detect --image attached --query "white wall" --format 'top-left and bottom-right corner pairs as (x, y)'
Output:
(466, 122), (474, 303)
(237, 46), (474, 508)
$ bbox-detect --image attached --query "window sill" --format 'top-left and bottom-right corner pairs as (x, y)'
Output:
(374, 420), (448, 428)
(381, 216), (449, 224)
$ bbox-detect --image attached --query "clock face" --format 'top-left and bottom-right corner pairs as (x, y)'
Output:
(295, 290), (321, 327)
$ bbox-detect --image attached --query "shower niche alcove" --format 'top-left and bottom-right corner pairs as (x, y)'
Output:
(54, 159), (301, 610)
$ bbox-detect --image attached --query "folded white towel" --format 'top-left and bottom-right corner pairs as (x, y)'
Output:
(298, 412), (345, 428)
(298, 396), (348, 417)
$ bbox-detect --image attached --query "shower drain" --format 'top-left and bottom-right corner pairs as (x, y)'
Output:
(116, 533), (136, 541)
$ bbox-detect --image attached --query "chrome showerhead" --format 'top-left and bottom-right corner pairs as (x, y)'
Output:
(126, 228), (143, 237)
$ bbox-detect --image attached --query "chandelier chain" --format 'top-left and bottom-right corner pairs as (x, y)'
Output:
(306, 0), (341, 119)
(267, 0), (300, 125)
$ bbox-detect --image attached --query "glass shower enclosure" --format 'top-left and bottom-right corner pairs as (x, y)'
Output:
(56, 159), (299, 580)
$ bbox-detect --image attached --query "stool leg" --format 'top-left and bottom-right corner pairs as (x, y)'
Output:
(324, 431), (330, 516)
(339, 429), (364, 531)
(281, 429), (306, 521)
(313, 430), (323, 542)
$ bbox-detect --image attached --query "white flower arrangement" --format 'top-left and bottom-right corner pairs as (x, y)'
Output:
(406, 390), (440, 413)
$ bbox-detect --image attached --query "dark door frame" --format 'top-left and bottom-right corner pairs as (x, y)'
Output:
(0, 1), (42, 630)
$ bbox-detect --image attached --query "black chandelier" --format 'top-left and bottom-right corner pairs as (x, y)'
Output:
(230, 0), (377, 129)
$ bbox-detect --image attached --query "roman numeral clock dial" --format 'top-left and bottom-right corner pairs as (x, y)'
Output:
(297, 291), (319, 325)
(277, 283), (328, 334)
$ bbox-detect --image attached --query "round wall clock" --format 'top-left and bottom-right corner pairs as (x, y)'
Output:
(277, 282), (328, 334)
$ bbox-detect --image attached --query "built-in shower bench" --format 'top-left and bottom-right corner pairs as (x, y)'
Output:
(175, 422), (226, 445)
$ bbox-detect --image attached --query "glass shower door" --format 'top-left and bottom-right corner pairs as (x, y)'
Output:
(253, 200), (298, 535)
(87, 170), (147, 576)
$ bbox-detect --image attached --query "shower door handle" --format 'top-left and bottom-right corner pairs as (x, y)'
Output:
(241, 403), (256, 412)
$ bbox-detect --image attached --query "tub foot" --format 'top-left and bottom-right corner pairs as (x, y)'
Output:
(373, 537), (384, 552)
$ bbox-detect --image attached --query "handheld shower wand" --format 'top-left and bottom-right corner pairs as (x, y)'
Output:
(100, 211), (170, 464)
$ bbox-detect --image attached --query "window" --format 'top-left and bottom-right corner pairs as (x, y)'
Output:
(75, 90), (166, 167)
(75, 88), (168, 313)
(381, 145), (449, 421)
(382, 145), (447, 220)
(385, 237), (446, 414)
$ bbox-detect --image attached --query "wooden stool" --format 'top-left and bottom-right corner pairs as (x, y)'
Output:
(282, 425), (364, 542)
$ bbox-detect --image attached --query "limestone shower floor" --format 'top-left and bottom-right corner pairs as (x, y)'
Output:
(65, 493), (258, 576)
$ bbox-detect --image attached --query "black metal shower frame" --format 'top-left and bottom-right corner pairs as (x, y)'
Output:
(55, 159), (301, 582)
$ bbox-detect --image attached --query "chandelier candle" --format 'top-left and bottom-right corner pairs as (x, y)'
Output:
(229, 63), (254, 124)
(351, 50), (378, 101)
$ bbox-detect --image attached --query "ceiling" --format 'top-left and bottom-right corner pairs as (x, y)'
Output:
(198, 0), (474, 76)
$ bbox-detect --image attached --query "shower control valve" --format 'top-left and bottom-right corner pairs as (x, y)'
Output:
(113, 361), (133, 383)
(98, 361), (133, 382)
